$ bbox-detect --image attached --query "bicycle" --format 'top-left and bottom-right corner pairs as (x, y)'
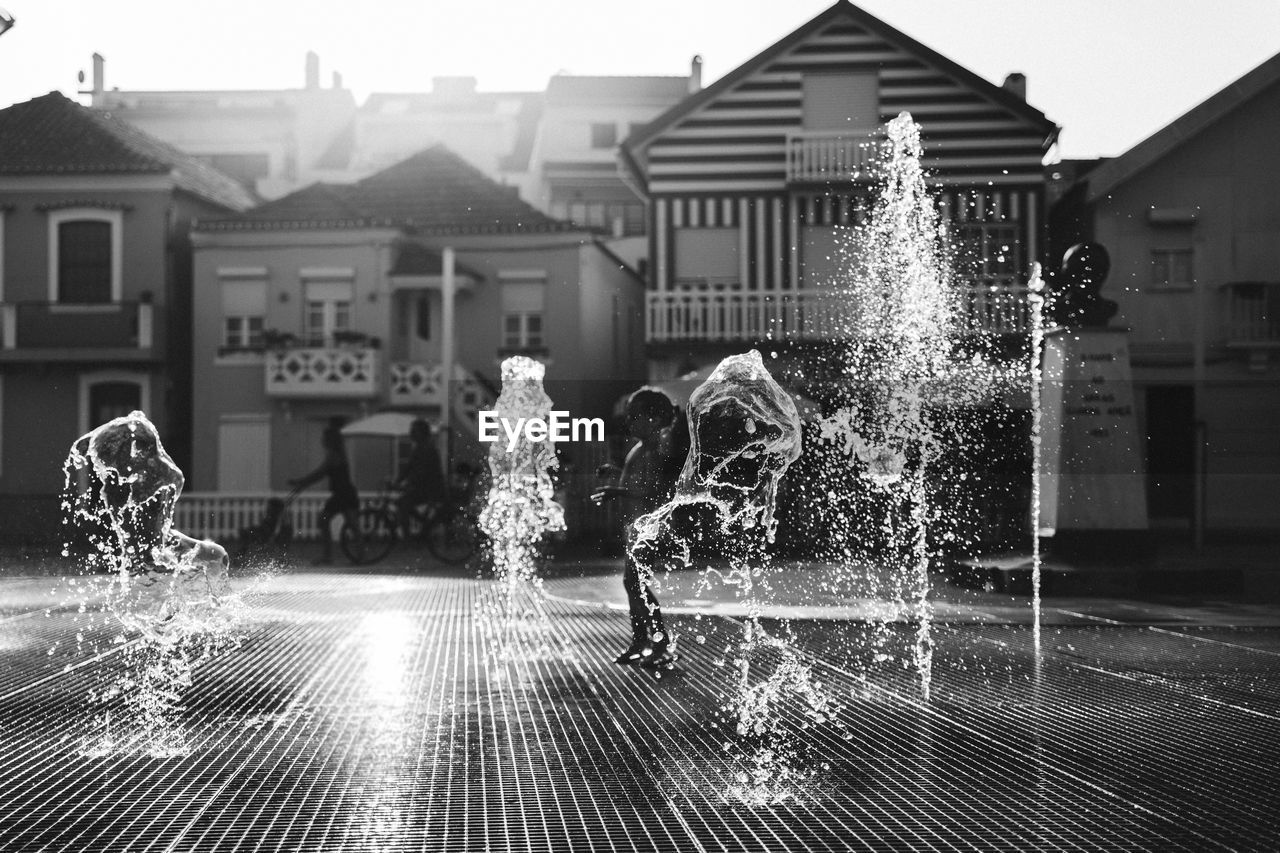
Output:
(339, 482), (479, 566)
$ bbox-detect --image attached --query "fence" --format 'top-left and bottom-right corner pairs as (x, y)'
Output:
(175, 463), (622, 545)
(173, 492), (345, 542)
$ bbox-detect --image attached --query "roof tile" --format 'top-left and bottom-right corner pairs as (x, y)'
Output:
(0, 92), (257, 211)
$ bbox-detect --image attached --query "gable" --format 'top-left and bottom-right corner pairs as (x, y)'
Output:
(634, 6), (1054, 194)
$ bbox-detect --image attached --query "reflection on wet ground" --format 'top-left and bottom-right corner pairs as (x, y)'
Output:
(1, 569), (1278, 851)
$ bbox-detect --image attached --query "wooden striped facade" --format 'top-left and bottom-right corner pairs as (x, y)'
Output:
(650, 186), (1042, 294)
(622, 2), (1058, 352)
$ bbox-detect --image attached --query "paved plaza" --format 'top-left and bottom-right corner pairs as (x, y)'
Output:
(0, 557), (1278, 852)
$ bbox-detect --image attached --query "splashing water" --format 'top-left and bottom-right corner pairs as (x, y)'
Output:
(476, 357), (566, 664)
(632, 351), (835, 804)
(801, 113), (1031, 698)
(61, 410), (239, 755)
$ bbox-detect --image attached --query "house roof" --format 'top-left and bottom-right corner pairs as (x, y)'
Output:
(0, 91), (256, 211)
(1085, 50), (1280, 202)
(210, 143), (580, 235)
(623, 0), (1056, 154)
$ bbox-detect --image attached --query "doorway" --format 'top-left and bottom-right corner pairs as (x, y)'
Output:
(1145, 385), (1196, 521)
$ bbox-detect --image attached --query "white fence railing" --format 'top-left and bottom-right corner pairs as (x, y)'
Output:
(388, 361), (446, 407)
(264, 346), (380, 398)
(172, 492), (376, 542)
(786, 130), (883, 183)
(647, 281), (1030, 342)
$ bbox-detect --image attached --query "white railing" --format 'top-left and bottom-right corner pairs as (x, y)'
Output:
(386, 361), (494, 436)
(647, 282), (1031, 342)
(265, 346), (379, 398)
(786, 130), (883, 183)
(1222, 282), (1280, 345)
(959, 278), (1032, 335)
(172, 492), (381, 542)
(389, 361), (446, 407)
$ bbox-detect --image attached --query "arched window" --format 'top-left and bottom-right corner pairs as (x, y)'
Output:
(48, 209), (123, 304)
(78, 372), (149, 435)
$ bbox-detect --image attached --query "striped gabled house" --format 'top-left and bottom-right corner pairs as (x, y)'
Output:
(619, 0), (1059, 379)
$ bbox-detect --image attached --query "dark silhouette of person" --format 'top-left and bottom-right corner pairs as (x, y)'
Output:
(290, 419), (361, 564)
(392, 418), (447, 537)
(592, 388), (682, 667)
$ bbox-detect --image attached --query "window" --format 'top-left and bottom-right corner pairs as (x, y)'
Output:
(956, 223), (1024, 283)
(302, 278), (354, 345)
(674, 227), (740, 290)
(590, 122), (618, 149)
(802, 72), (879, 131)
(220, 277), (268, 351)
(415, 296), (432, 340)
(78, 371), (149, 435)
(500, 274), (547, 350)
(503, 313), (543, 349)
(398, 293), (432, 340)
(225, 316), (265, 349)
(49, 209), (122, 303)
(1151, 249), (1193, 289)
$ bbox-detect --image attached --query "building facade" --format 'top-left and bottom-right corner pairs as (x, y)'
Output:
(86, 52), (356, 202)
(0, 92), (254, 539)
(619, 0), (1058, 380)
(1054, 51), (1280, 532)
(189, 145), (645, 494)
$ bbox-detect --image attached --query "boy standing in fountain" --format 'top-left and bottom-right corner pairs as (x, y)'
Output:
(593, 388), (682, 667)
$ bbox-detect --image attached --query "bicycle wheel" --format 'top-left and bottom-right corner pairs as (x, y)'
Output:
(425, 508), (477, 565)
(341, 509), (396, 565)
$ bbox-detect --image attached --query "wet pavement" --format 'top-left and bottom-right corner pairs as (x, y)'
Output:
(1, 561), (1278, 851)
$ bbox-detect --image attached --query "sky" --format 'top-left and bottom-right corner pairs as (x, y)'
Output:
(0, 1), (1277, 159)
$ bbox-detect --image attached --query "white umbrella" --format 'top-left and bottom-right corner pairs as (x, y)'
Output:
(340, 412), (424, 438)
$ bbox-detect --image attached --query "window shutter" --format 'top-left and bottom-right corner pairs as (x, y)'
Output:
(221, 280), (267, 315)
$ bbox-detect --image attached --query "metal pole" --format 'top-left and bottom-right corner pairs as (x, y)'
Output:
(441, 246), (455, 470)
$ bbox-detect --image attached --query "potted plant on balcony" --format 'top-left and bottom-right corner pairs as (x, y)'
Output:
(262, 328), (299, 351)
(332, 330), (381, 349)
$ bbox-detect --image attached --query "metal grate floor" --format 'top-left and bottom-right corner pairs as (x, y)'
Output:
(0, 571), (1277, 851)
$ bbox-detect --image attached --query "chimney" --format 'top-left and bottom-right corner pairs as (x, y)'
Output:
(332, 70), (343, 90)
(432, 76), (477, 102)
(690, 55), (703, 93)
(92, 52), (105, 96)
(1002, 72), (1026, 100)
(305, 51), (320, 90)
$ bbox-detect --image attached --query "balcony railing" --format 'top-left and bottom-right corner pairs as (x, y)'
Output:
(1, 301), (154, 350)
(264, 346), (379, 398)
(1222, 282), (1280, 346)
(785, 130), (883, 183)
(647, 279), (1030, 343)
(960, 277), (1032, 335)
(388, 362), (446, 407)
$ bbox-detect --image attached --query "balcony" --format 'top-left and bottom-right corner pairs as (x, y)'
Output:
(959, 277), (1032, 335)
(388, 361), (446, 407)
(647, 279), (1030, 344)
(1221, 281), (1280, 370)
(785, 130), (883, 184)
(264, 346), (380, 398)
(0, 301), (156, 358)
